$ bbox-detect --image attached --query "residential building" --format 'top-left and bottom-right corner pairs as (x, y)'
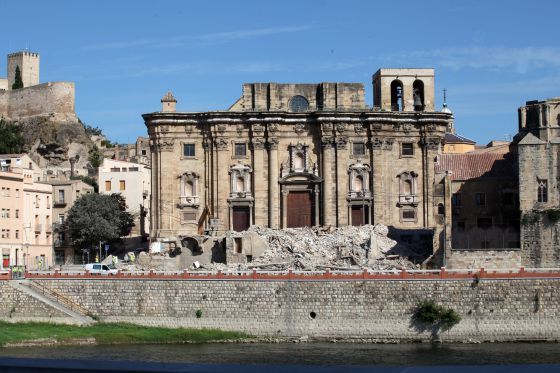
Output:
(98, 158), (151, 236)
(0, 162), (53, 269)
(0, 170), (23, 268)
(46, 178), (94, 265)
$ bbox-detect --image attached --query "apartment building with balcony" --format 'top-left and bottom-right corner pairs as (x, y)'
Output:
(46, 179), (94, 264)
(0, 170), (24, 268)
(0, 162), (53, 270)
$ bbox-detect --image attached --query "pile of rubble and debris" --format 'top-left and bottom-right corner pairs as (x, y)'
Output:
(119, 224), (432, 272)
(231, 224), (427, 271)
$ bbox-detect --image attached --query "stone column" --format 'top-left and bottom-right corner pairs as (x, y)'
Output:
(281, 189), (289, 228)
(321, 136), (334, 226)
(215, 137), (229, 232)
(314, 184), (320, 226)
(252, 136), (267, 226)
(335, 136), (349, 226)
(268, 137), (279, 228)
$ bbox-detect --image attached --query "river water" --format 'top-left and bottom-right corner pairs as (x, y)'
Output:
(0, 342), (559, 371)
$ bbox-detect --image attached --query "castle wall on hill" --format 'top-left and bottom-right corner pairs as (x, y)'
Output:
(1, 278), (558, 342)
(0, 82), (76, 121)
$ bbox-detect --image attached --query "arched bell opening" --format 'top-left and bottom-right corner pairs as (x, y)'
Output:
(413, 80), (425, 111)
(391, 79), (404, 111)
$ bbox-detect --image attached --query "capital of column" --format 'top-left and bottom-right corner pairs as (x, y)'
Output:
(268, 137), (279, 150)
(252, 137), (266, 150)
(321, 136), (334, 148)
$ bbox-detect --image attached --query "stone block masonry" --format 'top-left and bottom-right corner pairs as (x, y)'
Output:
(1, 278), (557, 342)
(0, 82), (76, 121)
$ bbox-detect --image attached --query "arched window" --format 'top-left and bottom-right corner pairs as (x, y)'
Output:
(236, 176), (245, 192)
(413, 80), (425, 111)
(390, 80), (404, 111)
(438, 203), (444, 215)
(294, 153), (304, 170)
(289, 95), (309, 112)
(353, 175), (363, 192)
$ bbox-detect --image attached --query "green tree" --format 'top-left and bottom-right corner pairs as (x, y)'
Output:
(0, 120), (24, 154)
(66, 193), (134, 249)
(88, 145), (103, 168)
(12, 66), (23, 89)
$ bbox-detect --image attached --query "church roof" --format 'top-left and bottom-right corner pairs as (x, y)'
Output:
(444, 133), (476, 145)
(436, 152), (517, 181)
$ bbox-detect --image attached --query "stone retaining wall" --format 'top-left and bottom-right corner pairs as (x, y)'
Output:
(0, 278), (555, 342)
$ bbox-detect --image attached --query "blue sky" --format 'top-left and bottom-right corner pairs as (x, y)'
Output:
(1, 0), (558, 145)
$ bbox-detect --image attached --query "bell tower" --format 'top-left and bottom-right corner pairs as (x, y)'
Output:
(7, 51), (40, 90)
(372, 68), (435, 112)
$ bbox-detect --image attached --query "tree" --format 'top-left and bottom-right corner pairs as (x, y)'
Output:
(66, 193), (134, 250)
(0, 120), (24, 154)
(88, 145), (103, 168)
(12, 66), (23, 89)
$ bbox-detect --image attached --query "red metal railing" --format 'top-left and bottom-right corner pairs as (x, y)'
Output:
(1, 267), (558, 281)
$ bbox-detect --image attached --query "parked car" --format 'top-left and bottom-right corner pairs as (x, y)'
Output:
(84, 263), (118, 275)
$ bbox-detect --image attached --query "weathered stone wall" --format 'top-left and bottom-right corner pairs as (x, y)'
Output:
(8, 278), (558, 342)
(0, 82), (76, 121)
(446, 249), (521, 269)
(0, 282), (70, 323)
(521, 217), (560, 268)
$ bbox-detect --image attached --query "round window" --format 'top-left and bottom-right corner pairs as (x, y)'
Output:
(289, 95), (309, 112)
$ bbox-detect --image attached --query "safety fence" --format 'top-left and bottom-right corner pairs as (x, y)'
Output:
(0, 267), (559, 281)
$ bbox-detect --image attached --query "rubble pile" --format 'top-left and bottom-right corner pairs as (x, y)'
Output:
(237, 224), (424, 271)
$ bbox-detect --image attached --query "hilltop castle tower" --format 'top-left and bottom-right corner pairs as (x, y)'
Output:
(7, 51), (40, 89)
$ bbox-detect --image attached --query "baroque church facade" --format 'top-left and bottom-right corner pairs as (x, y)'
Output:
(143, 68), (452, 245)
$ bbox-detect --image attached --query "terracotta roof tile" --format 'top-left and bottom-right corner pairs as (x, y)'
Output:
(436, 152), (517, 181)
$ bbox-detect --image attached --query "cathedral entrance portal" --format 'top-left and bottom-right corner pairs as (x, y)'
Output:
(232, 206), (251, 232)
(286, 191), (314, 228)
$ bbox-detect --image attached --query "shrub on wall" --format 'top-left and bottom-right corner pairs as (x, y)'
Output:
(545, 209), (560, 224)
(413, 300), (461, 332)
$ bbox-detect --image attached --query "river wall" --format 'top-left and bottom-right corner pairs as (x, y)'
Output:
(1, 278), (559, 342)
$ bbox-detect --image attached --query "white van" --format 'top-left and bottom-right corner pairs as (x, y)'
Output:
(84, 263), (118, 275)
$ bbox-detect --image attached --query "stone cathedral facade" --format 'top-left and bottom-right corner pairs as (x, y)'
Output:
(143, 68), (452, 245)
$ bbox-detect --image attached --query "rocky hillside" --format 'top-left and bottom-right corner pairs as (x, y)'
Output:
(7, 115), (103, 174)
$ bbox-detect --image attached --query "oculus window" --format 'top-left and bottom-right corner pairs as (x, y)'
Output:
(289, 95), (309, 112)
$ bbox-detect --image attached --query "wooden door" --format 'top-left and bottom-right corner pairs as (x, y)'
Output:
(287, 191), (313, 228)
(351, 206), (369, 226)
(232, 207), (250, 232)
(351, 206), (363, 226)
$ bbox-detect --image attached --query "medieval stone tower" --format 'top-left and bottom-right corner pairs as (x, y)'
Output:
(7, 51), (40, 90)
